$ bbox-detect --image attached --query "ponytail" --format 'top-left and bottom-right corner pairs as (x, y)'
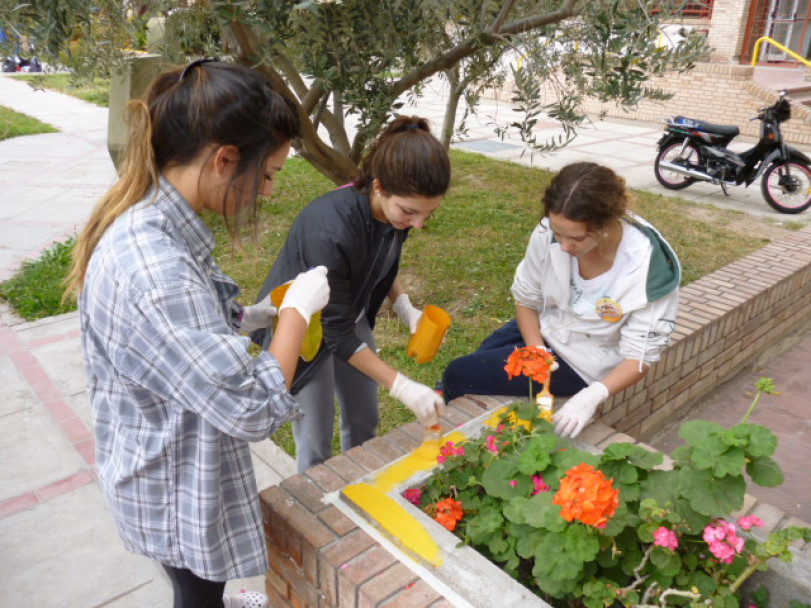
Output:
(64, 101), (159, 299)
(64, 61), (300, 299)
(355, 115), (450, 198)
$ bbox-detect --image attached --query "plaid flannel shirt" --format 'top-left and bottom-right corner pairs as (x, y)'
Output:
(79, 180), (300, 580)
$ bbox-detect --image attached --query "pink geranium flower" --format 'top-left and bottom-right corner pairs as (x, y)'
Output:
(486, 435), (499, 454)
(703, 520), (745, 564)
(531, 474), (550, 495)
(653, 526), (679, 551)
(403, 488), (422, 506)
(738, 515), (764, 531)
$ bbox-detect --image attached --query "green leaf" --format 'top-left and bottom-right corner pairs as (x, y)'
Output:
(710, 447), (748, 478)
(601, 442), (664, 469)
(679, 467), (745, 516)
(517, 434), (556, 475)
(533, 533), (583, 581)
(488, 534), (510, 557)
(516, 530), (545, 559)
(650, 546), (682, 576)
(600, 501), (639, 537)
(503, 496), (530, 525)
(465, 504), (504, 544)
(747, 456), (785, 487)
(679, 419), (726, 446)
(481, 458), (526, 499)
(733, 423), (778, 458)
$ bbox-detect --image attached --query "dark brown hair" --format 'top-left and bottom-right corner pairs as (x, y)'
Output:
(355, 116), (450, 197)
(542, 162), (629, 230)
(66, 60), (300, 294)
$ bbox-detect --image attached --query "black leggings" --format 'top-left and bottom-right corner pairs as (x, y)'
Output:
(162, 564), (226, 608)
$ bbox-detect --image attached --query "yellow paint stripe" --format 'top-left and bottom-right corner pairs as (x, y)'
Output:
(340, 406), (513, 568)
(343, 482), (442, 566)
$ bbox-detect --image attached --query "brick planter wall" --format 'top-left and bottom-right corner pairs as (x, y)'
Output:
(260, 226), (811, 606)
(600, 225), (811, 440)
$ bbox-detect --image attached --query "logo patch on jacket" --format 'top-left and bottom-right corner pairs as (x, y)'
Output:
(596, 297), (623, 322)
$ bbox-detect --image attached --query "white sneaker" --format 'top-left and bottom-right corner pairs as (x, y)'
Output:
(222, 590), (269, 608)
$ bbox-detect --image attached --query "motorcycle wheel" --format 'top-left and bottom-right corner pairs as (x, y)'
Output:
(760, 161), (811, 214)
(654, 141), (700, 190)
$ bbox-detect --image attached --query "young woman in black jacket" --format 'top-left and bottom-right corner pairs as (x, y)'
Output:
(255, 116), (451, 472)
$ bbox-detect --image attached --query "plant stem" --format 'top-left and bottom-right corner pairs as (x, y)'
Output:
(740, 390), (763, 424)
(729, 562), (760, 594)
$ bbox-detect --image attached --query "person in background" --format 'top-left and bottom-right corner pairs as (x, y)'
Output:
(441, 162), (680, 439)
(65, 60), (329, 608)
(254, 116), (451, 473)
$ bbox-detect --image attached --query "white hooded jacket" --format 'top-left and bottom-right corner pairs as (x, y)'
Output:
(511, 214), (680, 385)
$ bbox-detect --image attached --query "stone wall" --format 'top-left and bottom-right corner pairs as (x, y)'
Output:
(259, 226), (811, 606)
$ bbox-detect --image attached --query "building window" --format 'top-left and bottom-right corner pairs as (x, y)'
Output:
(680, 2), (714, 19)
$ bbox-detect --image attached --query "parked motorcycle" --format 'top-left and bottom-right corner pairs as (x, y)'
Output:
(1, 39), (42, 73)
(653, 91), (811, 214)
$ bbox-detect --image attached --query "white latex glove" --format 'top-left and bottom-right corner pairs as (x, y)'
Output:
(278, 266), (330, 325)
(239, 293), (277, 334)
(553, 381), (610, 439)
(534, 345), (560, 371)
(390, 372), (445, 427)
(392, 293), (422, 334)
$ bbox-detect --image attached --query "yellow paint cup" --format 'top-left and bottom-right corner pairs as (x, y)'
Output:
(407, 305), (451, 364)
(270, 282), (322, 362)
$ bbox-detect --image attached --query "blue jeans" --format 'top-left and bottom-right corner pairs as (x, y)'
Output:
(441, 319), (587, 402)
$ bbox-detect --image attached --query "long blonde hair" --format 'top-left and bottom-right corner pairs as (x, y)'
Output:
(64, 60), (300, 298)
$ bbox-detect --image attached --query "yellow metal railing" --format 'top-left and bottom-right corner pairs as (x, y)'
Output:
(751, 36), (811, 68)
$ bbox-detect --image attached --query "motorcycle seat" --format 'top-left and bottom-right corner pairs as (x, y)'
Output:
(671, 116), (740, 137)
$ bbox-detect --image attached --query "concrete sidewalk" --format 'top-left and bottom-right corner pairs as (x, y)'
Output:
(0, 72), (809, 607)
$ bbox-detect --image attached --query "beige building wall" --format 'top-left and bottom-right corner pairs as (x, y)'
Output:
(706, 0), (754, 62)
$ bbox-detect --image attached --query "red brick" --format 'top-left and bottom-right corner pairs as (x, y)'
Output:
(382, 427), (422, 453)
(306, 464), (347, 494)
(338, 545), (398, 607)
(321, 528), (378, 569)
(358, 562), (418, 608)
(363, 436), (405, 463)
(449, 397), (487, 419)
(319, 504), (358, 537)
(286, 506), (337, 560)
(345, 444), (387, 472)
(266, 578), (291, 607)
(397, 421), (427, 443)
(379, 580), (443, 607)
(438, 405), (469, 428)
(282, 474), (329, 514)
(325, 453), (368, 483)
(267, 562), (291, 600)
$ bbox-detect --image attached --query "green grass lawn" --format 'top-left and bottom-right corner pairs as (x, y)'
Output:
(13, 73), (110, 107)
(0, 105), (58, 140)
(0, 149), (797, 456)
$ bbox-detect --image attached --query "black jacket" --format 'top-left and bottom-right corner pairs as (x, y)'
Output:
(253, 186), (407, 394)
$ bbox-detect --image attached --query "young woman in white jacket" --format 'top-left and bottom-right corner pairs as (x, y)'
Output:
(442, 162), (680, 439)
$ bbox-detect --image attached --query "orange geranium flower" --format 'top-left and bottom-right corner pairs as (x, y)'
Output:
(553, 463), (619, 528)
(433, 497), (465, 531)
(504, 346), (556, 385)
